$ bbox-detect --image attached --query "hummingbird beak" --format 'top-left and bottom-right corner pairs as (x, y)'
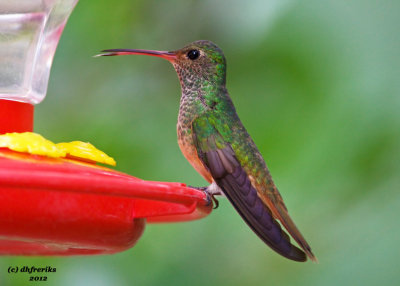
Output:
(95, 49), (177, 62)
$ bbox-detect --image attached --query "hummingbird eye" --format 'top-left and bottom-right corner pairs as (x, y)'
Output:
(187, 49), (200, 60)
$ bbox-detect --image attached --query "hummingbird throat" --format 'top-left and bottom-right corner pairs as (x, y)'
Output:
(172, 62), (226, 112)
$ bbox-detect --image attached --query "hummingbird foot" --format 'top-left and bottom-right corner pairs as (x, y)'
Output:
(209, 193), (219, 209)
(202, 189), (219, 209)
(189, 182), (224, 209)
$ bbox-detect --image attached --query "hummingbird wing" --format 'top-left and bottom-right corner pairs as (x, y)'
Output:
(192, 113), (311, 262)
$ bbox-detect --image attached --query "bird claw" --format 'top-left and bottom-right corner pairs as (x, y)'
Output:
(189, 185), (219, 209)
(210, 193), (219, 209)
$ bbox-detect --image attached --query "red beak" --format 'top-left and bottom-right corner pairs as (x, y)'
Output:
(96, 49), (176, 62)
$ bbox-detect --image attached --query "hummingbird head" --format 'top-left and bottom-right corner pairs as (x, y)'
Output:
(98, 40), (227, 89)
(170, 40), (226, 88)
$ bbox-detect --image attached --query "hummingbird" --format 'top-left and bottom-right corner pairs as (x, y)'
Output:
(97, 40), (316, 262)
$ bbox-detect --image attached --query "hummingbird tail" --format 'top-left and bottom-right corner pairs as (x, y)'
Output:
(203, 146), (308, 262)
(215, 167), (307, 262)
(271, 203), (318, 262)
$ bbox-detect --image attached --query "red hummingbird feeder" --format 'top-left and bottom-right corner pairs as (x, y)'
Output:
(0, 0), (211, 255)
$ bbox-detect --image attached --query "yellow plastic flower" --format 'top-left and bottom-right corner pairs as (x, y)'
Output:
(0, 132), (116, 166)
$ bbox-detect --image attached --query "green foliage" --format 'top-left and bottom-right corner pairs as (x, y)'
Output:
(2, 0), (399, 285)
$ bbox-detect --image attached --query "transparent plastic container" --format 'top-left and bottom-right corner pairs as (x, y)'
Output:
(0, 0), (78, 104)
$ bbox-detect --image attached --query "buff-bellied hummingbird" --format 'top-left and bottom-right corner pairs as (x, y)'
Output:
(97, 40), (316, 262)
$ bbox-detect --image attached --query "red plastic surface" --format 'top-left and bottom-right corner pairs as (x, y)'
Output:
(0, 99), (34, 133)
(0, 149), (212, 255)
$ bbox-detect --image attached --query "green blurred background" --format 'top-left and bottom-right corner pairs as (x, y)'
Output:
(2, 0), (400, 285)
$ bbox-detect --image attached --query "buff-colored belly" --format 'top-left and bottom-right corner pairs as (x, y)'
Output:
(177, 124), (212, 183)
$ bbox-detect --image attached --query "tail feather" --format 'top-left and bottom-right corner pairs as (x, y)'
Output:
(274, 203), (317, 262)
(260, 187), (317, 262)
(206, 148), (309, 262)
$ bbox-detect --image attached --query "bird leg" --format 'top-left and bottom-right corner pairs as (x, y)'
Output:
(189, 182), (224, 209)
